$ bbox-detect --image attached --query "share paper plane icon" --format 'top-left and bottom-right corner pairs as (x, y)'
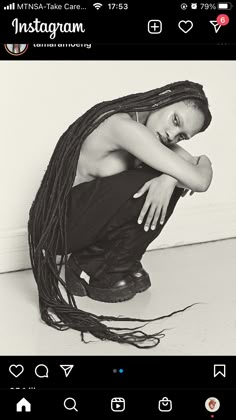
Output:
(210, 20), (221, 33)
(60, 365), (74, 377)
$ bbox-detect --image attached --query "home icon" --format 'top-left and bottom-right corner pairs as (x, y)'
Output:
(16, 398), (31, 412)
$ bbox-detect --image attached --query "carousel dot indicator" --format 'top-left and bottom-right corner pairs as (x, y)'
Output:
(119, 368), (124, 374)
(113, 369), (117, 373)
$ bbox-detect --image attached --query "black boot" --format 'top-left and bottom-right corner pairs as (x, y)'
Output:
(65, 253), (150, 301)
(65, 253), (136, 303)
(129, 260), (151, 293)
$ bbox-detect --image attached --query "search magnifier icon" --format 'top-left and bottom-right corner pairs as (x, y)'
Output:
(64, 398), (78, 412)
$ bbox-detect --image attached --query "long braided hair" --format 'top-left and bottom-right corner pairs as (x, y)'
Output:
(28, 80), (212, 349)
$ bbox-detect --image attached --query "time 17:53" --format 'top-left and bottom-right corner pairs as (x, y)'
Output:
(108, 3), (129, 10)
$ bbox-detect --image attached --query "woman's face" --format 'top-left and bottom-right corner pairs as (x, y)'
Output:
(146, 101), (205, 147)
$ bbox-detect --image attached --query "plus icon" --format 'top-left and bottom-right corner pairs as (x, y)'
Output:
(148, 20), (162, 34)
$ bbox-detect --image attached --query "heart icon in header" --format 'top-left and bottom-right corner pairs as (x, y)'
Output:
(178, 20), (193, 33)
(9, 364), (24, 378)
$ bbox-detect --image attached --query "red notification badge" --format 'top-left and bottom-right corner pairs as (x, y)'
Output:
(216, 14), (230, 26)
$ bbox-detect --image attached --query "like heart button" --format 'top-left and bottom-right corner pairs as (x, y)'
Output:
(9, 364), (24, 378)
(178, 20), (193, 33)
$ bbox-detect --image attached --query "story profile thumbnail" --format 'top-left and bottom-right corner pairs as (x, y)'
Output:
(4, 44), (29, 56)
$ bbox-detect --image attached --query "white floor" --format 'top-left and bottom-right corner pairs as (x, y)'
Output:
(0, 239), (235, 355)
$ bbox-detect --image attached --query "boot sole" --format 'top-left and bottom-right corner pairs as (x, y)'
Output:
(65, 264), (136, 303)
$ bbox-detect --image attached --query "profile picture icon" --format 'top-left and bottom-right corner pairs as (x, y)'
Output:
(205, 397), (220, 413)
(4, 44), (28, 56)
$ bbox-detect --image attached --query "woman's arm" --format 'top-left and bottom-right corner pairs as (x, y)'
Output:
(109, 115), (213, 192)
(167, 144), (202, 189)
(168, 144), (199, 165)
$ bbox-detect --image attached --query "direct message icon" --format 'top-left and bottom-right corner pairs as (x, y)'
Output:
(60, 365), (74, 378)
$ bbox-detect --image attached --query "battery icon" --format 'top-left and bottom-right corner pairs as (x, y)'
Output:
(217, 2), (233, 9)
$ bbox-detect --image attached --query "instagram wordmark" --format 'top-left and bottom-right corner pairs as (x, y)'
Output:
(12, 18), (85, 40)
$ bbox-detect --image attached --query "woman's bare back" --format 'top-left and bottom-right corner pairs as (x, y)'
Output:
(73, 112), (141, 187)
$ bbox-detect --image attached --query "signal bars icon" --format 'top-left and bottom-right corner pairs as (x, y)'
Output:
(4, 2), (15, 10)
(93, 3), (103, 10)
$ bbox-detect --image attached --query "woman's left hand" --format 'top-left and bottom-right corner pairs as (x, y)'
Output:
(133, 175), (178, 231)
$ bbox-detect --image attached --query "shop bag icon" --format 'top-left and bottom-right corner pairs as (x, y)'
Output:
(158, 397), (172, 412)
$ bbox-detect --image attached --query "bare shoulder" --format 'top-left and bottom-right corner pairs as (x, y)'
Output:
(101, 112), (135, 149)
(80, 112), (134, 156)
(106, 112), (143, 141)
(93, 112), (133, 139)
(107, 111), (153, 149)
(106, 112), (133, 125)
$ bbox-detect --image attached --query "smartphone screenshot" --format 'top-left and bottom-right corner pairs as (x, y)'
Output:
(0, 1), (235, 418)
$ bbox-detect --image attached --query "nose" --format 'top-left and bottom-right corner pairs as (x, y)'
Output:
(166, 129), (179, 144)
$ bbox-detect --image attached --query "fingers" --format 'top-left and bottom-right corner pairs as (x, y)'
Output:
(181, 189), (195, 197)
(160, 204), (168, 225)
(181, 189), (188, 197)
(150, 204), (167, 230)
(134, 179), (172, 231)
(138, 202), (169, 232)
(137, 199), (151, 226)
(133, 181), (150, 198)
(150, 207), (162, 231)
(143, 204), (156, 231)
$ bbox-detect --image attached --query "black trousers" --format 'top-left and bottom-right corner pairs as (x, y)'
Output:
(59, 166), (183, 281)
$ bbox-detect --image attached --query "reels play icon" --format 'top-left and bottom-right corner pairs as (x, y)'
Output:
(111, 397), (125, 412)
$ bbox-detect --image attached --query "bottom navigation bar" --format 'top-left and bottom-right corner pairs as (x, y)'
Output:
(2, 389), (234, 418)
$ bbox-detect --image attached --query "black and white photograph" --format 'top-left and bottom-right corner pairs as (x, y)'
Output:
(0, 61), (235, 355)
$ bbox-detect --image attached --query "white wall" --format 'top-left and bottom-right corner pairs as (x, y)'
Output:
(1, 61), (236, 272)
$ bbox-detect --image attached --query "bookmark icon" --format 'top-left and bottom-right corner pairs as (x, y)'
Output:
(60, 365), (74, 378)
(213, 364), (226, 378)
